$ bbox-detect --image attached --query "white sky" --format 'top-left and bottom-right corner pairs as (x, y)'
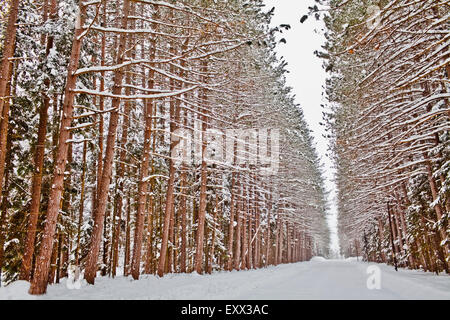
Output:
(262, 0), (340, 256)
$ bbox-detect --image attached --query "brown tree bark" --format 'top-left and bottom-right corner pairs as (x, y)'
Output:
(128, 1), (157, 280)
(0, 127), (12, 287)
(286, 222), (291, 263)
(167, 198), (175, 274)
(424, 155), (450, 260)
(387, 202), (398, 271)
(29, 4), (86, 295)
(47, 235), (59, 285)
(194, 61), (209, 275)
(254, 186), (261, 268)
(101, 203), (111, 276)
(59, 136), (73, 279)
(131, 95), (153, 279)
(75, 140), (87, 266)
(111, 76), (131, 278)
(207, 192), (219, 274)
(179, 168), (187, 273)
(277, 218), (283, 264)
(0, 0), (20, 119)
(143, 103), (157, 275)
(265, 188), (272, 266)
(143, 191), (154, 274)
(112, 3), (137, 277)
(377, 217), (386, 263)
(93, 0), (107, 218)
(0, 13), (18, 232)
(233, 180), (242, 270)
(274, 216), (279, 266)
(20, 0), (58, 281)
(84, 0), (131, 285)
(124, 189), (132, 276)
(158, 144), (178, 277)
(240, 186), (248, 270)
(392, 209), (404, 265)
(157, 6), (188, 279)
(55, 233), (63, 283)
(226, 172), (236, 271)
(247, 184), (253, 269)
(0, 59), (14, 222)
(166, 49), (180, 273)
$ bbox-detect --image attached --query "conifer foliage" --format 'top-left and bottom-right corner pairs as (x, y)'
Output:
(320, 0), (449, 273)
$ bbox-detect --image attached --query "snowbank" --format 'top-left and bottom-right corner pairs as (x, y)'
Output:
(344, 256), (363, 262)
(310, 256), (327, 262)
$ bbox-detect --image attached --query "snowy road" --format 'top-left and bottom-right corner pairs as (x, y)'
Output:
(1, 258), (449, 299)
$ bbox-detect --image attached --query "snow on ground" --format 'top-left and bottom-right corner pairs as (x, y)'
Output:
(0, 258), (449, 300)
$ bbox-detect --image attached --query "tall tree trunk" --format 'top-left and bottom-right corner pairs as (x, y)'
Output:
(387, 202), (398, 271)
(254, 187), (261, 268)
(377, 217), (386, 263)
(194, 61), (209, 274)
(131, 96), (153, 279)
(424, 154), (450, 265)
(29, 4), (85, 295)
(20, 0), (58, 281)
(75, 140), (87, 266)
(59, 136), (73, 279)
(47, 235), (59, 285)
(0, 0), (19, 119)
(124, 189), (132, 276)
(278, 218), (283, 264)
(392, 209), (404, 265)
(101, 203), (110, 276)
(129, 1), (156, 280)
(55, 233), (63, 283)
(143, 192), (154, 274)
(286, 222), (291, 263)
(167, 198), (175, 274)
(84, 0), (131, 285)
(207, 192), (218, 274)
(153, 7), (185, 280)
(179, 168), (187, 273)
(233, 180), (242, 270)
(265, 188), (272, 266)
(241, 187), (248, 270)
(0, 34), (17, 230)
(112, 14), (135, 278)
(93, 0), (107, 218)
(0, 129), (12, 287)
(274, 215), (280, 266)
(247, 184), (253, 269)
(226, 172), (236, 271)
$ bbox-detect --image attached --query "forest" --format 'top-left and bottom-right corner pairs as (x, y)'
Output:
(319, 0), (450, 274)
(0, 0), (330, 295)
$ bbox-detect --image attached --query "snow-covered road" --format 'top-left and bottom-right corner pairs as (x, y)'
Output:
(1, 257), (449, 299)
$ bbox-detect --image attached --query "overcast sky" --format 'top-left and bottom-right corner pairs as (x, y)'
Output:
(262, 0), (340, 255)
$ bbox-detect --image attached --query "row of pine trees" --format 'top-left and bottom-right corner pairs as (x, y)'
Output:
(0, 0), (330, 294)
(321, 0), (449, 273)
